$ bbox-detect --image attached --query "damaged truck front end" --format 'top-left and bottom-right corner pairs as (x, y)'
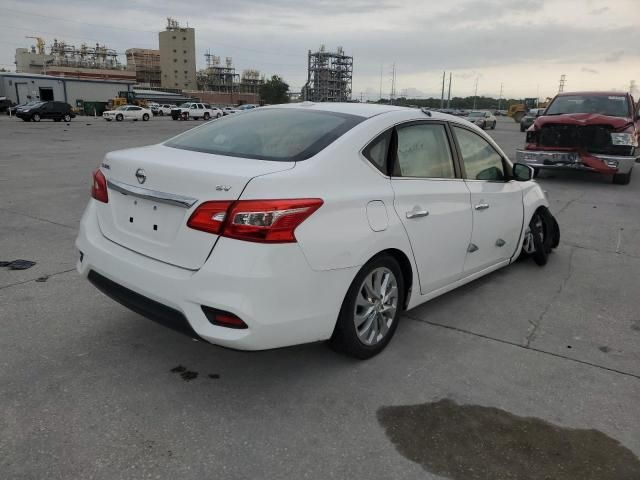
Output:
(516, 92), (639, 185)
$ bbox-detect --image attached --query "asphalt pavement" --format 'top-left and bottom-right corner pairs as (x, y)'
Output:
(1, 114), (638, 479)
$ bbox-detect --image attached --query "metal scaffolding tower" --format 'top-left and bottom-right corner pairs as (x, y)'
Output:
(304, 45), (353, 102)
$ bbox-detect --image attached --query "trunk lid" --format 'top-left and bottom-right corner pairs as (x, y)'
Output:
(96, 144), (294, 270)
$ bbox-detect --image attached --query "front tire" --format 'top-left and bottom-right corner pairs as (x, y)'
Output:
(520, 124), (526, 132)
(116, 114), (123, 122)
(63, 113), (71, 122)
(329, 255), (405, 359)
(33, 113), (41, 122)
(612, 169), (632, 185)
(142, 113), (150, 121)
(491, 121), (496, 129)
(159, 111), (164, 116)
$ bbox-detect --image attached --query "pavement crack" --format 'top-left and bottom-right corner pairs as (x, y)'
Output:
(0, 207), (76, 230)
(563, 242), (640, 260)
(524, 247), (576, 347)
(555, 191), (586, 216)
(0, 268), (76, 290)
(403, 313), (640, 381)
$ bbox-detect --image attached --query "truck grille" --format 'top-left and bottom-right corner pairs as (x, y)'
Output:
(538, 124), (632, 155)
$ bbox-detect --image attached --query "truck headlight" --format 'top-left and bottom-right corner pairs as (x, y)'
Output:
(610, 133), (638, 147)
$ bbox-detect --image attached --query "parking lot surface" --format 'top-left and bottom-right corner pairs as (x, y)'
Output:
(1, 114), (639, 479)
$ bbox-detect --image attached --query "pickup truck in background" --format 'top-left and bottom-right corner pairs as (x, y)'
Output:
(170, 102), (222, 121)
(516, 91), (639, 184)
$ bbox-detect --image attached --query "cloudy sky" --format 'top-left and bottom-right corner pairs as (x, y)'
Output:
(1, 0), (639, 100)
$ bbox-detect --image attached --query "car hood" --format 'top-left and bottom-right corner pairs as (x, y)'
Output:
(534, 113), (633, 131)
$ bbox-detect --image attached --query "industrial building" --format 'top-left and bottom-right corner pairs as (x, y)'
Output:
(303, 46), (353, 102)
(125, 48), (161, 87)
(15, 38), (135, 82)
(197, 53), (264, 94)
(159, 18), (197, 90)
(0, 72), (134, 108)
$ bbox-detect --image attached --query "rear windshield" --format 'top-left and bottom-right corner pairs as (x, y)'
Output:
(546, 94), (630, 117)
(165, 108), (365, 161)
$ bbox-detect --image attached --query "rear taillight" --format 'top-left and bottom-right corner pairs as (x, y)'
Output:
(186, 201), (233, 234)
(91, 169), (108, 203)
(187, 198), (323, 243)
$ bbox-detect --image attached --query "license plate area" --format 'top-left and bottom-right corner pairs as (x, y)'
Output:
(540, 152), (578, 165)
(112, 194), (186, 245)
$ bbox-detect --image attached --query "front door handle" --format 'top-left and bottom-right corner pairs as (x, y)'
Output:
(406, 210), (429, 219)
(474, 203), (490, 210)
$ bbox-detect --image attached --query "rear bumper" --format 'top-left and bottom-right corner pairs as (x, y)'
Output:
(516, 149), (637, 174)
(75, 200), (357, 350)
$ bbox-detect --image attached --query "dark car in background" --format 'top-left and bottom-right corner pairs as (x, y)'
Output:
(15, 101), (76, 122)
(520, 108), (545, 132)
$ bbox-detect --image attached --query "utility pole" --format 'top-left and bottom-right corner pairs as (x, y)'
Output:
(497, 82), (503, 111)
(473, 76), (479, 110)
(559, 74), (566, 93)
(447, 72), (452, 109)
(379, 64), (383, 102)
(440, 71), (445, 109)
(389, 63), (396, 105)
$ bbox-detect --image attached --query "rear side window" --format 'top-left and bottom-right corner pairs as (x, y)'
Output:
(363, 130), (392, 173)
(394, 123), (455, 178)
(165, 108), (365, 162)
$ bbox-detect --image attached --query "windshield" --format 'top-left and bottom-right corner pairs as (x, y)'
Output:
(546, 94), (629, 117)
(179, 103), (192, 108)
(468, 112), (484, 117)
(165, 108), (364, 162)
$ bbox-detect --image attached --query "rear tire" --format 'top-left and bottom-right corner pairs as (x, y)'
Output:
(612, 170), (632, 185)
(159, 111), (164, 116)
(142, 113), (150, 121)
(63, 113), (71, 122)
(203, 112), (210, 120)
(520, 124), (526, 132)
(329, 255), (405, 359)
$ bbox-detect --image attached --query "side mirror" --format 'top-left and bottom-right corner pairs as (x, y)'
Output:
(513, 163), (534, 181)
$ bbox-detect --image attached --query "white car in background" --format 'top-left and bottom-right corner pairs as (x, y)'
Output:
(466, 110), (497, 129)
(103, 105), (152, 122)
(77, 103), (559, 358)
(157, 104), (173, 116)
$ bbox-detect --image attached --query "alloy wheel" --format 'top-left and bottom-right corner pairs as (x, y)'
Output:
(353, 267), (398, 346)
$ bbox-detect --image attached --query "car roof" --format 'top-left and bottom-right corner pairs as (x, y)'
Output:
(267, 102), (412, 118)
(556, 91), (628, 97)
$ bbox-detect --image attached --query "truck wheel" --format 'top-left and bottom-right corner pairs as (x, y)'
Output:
(203, 112), (210, 120)
(329, 255), (405, 359)
(612, 170), (632, 185)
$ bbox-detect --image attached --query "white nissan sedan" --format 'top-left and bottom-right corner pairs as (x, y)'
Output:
(77, 103), (559, 358)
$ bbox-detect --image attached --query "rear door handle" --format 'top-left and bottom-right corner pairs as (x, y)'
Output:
(406, 210), (429, 219)
(474, 203), (490, 211)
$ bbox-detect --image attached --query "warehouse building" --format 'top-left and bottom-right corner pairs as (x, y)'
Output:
(0, 72), (134, 107)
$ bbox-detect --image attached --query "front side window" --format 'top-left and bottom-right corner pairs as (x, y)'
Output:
(394, 123), (455, 179)
(165, 108), (364, 162)
(453, 126), (505, 181)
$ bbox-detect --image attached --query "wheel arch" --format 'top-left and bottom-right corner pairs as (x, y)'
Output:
(363, 248), (414, 310)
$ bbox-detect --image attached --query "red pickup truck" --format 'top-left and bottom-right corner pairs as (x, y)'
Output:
(516, 91), (639, 184)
